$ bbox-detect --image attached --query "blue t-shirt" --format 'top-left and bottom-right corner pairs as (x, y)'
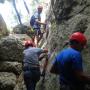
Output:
(53, 47), (83, 85)
(23, 47), (43, 66)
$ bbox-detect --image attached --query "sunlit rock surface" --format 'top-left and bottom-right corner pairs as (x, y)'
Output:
(0, 14), (8, 38)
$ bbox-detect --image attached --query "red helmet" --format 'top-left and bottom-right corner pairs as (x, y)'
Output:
(24, 40), (34, 48)
(69, 32), (87, 46)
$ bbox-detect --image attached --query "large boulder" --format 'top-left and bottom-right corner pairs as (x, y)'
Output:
(0, 61), (22, 75)
(14, 73), (26, 90)
(0, 35), (24, 62)
(0, 72), (16, 90)
(13, 24), (34, 38)
(0, 34), (31, 90)
(13, 25), (30, 34)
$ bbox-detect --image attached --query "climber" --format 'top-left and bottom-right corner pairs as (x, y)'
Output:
(50, 32), (90, 90)
(62, 31), (85, 48)
(30, 5), (46, 47)
(23, 40), (48, 90)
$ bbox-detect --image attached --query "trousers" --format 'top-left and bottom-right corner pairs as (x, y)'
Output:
(23, 66), (40, 90)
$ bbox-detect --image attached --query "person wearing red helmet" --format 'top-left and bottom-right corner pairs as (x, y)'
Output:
(24, 40), (36, 48)
(23, 40), (48, 90)
(24, 40), (34, 48)
(30, 5), (46, 47)
(50, 32), (90, 90)
(69, 32), (87, 50)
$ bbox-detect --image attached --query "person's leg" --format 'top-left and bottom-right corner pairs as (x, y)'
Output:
(24, 71), (36, 90)
(27, 81), (36, 90)
(33, 29), (38, 47)
(25, 69), (40, 90)
(38, 30), (43, 42)
(29, 81), (36, 90)
(24, 77), (36, 90)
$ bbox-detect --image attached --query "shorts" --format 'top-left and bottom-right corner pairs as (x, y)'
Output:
(33, 28), (42, 36)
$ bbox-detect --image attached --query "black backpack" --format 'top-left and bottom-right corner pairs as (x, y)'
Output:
(30, 15), (35, 27)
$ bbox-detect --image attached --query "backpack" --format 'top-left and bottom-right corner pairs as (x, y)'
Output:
(30, 15), (35, 27)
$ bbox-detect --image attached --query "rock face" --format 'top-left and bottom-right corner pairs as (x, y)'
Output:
(41, 0), (90, 90)
(0, 72), (16, 90)
(0, 34), (29, 90)
(47, 0), (90, 59)
(0, 36), (23, 62)
(13, 24), (34, 39)
(13, 24), (30, 34)
(0, 14), (8, 38)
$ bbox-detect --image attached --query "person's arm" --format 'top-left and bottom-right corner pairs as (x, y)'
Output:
(74, 71), (90, 84)
(72, 52), (90, 84)
(50, 57), (59, 74)
(37, 48), (48, 76)
(41, 54), (48, 76)
(39, 49), (48, 61)
(34, 12), (46, 25)
(36, 19), (46, 25)
(43, 49), (48, 53)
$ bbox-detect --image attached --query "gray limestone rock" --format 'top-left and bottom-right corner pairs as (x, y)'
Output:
(0, 36), (24, 62)
(0, 72), (16, 90)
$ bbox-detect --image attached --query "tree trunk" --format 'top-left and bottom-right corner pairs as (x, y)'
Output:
(12, 0), (22, 25)
(23, 0), (30, 14)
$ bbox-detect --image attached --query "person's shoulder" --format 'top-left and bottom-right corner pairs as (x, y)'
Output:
(59, 48), (70, 54)
(68, 48), (81, 57)
(32, 47), (42, 50)
(23, 48), (30, 53)
(60, 48), (80, 56)
(56, 49), (66, 57)
(34, 11), (39, 16)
